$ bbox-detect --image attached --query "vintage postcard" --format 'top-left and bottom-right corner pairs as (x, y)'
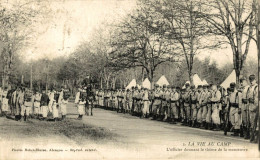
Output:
(0, 0), (259, 159)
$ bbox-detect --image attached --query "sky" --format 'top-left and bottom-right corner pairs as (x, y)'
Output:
(22, 0), (257, 67)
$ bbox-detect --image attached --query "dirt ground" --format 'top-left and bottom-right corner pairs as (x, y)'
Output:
(0, 103), (258, 160)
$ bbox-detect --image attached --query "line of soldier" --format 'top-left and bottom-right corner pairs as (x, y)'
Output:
(94, 74), (258, 143)
(0, 85), (71, 121)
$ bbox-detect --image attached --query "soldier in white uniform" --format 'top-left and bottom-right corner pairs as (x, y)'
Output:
(246, 75), (258, 143)
(200, 85), (208, 129)
(49, 88), (60, 121)
(170, 86), (179, 123)
(196, 85), (203, 128)
(210, 84), (222, 131)
(142, 88), (149, 118)
(75, 87), (87, 120)
(33, 89), (42, 119)
(190, 85), (198, 127)
(40, 89), (49, 120)
(239, 77), (250, 139)
(152, 84), (162, 120)
(59, 86), (70, 120)
(23, 88), (34, 121)
(229, 82), (242, 135)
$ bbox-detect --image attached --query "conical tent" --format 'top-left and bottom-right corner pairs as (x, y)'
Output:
(156, 75), (169, 86)
(142, 78), (151, 89)
(202, 79), (208, 85)
(193, 74), (203, 87)
(220, 70), (236, 89)
(126, 79), (136, 89)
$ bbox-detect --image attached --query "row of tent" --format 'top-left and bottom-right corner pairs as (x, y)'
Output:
(125, 70), (237, 90)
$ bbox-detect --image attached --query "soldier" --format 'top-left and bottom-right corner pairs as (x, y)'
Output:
(152, 84), (162, 120)
(169, 86), (178, 124)
(75, 86), (87, 120)
(51, 88), (60, 121)
(33, 88), (42, 119)
(239, 77), (250, 139)
(40, 88), (49, 120)
(139, 87), (144, 117)
(190, 85), (198, 127)
(132, 87), (138, 116)
(229, 82), (242, 136)
(210, 84), (222, 131)
(163, 85), (171, 122)
(246, 74), (258, 143)
(223, 88), (232, 135)
(86, 85), (95, 116)
(59, 86), (70, 120)
(23, 88), (34, 121)
(206, 85), (213, 130)
(200, 85), (208, 129)
(14, 87), (21, 120)
(127, 89), (133, 114)
(11, 86), (18, 116)
(195, 85), (203, 128)
(179, 88), (186, 123)
(183, 83), (192, 126)
(141, 88), (149, 118)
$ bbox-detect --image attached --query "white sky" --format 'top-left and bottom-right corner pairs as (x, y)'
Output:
(23, 0), (257, 67)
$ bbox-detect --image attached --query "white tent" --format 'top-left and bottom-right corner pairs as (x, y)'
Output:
(142, 78), (151, 89)
(126, 79), (136, 89)
(202, 79), (208, 85)
(182, 74), (203, 88)
(156, 75), (170, 86)
(193, 74), (203, 87)
(221, 70), (236, 89)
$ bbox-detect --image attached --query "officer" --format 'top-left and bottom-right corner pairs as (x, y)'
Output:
(40, 88), (49, 120)
(190, 85), (198, 127)
(200, 85), (208, 129)
(246, 74), (258, 143)
(17, 87), (25, 121)
(152, 84), (162, 120)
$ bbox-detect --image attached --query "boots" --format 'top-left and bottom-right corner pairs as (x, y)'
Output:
(196, 122), (201, 128)
(192, 120), (196, 128)
(231, 129), (239, 136)
(213, 124), (220, 131)
(240, 126), (244, 137)
(188, 120), (192, 127)
(250, 129), (255, 143)
(77, 115), (83, 120)
(24, 115), (27, 121)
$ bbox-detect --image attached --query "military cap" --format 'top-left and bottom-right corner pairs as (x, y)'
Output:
(227, 87), (231, 92)
(126, 89), (130, 92)
(185, 83), (190, 87)
(131, 86), (135, 89)
(197, 85), (202, 89)
(135, 86), (138, 89)
(176, 86), (180, 90)
(249, 74), (256, 81)
(230, 82), (236, 88)
(239, 77), (246, 83)
(191, 85), (195, 89)
(163, 84), (166, 88)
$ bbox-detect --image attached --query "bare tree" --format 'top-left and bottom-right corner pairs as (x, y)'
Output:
(110, 1), (181, 88)
(203, 0), (257, 84)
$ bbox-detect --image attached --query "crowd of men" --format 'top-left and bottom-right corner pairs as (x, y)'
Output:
(0, 85), (72, 121)
(94, 74), (258, 143)
(0, 74), (258, 144)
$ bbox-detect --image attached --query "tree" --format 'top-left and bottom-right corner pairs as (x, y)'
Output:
(203, 0), (257, 84)
(147, 0), (221, 85)
(0, 0), (51, 87)
(110, 0), (180, 88)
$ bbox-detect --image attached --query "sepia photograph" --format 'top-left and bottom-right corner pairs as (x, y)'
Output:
(0, 0), (259, 159)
